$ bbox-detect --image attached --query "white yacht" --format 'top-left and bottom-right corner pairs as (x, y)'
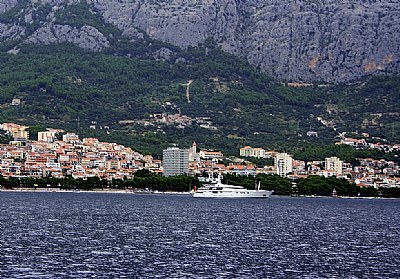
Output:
(193, 175), (273, 198)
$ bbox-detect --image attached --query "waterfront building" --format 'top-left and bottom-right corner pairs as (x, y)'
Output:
(163, 147), (189, 177)
(275, 153), (293, 177)
(325, 156), (343, 176)
(227, 164), (257, 176)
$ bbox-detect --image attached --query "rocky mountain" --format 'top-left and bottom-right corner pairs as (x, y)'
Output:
(0, 0), (399, 83)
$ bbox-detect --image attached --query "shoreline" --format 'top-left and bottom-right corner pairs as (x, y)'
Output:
(1, 188), (398, 199)
(0, 188), (191, 195)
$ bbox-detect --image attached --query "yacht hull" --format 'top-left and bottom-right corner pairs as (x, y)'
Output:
(193, 190), (273, 198)
(193, 175), (273, 198)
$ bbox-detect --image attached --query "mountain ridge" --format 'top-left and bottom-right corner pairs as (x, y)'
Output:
(0, 0), (399, 83)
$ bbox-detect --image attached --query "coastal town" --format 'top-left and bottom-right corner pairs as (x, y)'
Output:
(0, 122), (399, 189)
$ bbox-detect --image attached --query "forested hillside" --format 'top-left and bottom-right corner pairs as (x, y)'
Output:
(0, 39), (398, 156)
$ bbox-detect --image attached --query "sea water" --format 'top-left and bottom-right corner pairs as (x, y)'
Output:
(0, 192), (399, 278)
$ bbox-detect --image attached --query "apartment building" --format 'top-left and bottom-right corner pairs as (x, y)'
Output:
(275, 153), (293, 177)
(163, 147), (189, 177)
(325, 156), (343, 176)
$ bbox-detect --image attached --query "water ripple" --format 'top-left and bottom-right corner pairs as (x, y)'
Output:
(0, 192), (399, 278)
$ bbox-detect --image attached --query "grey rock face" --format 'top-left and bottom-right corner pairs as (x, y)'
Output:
(236, 0), (400, 83)
(0, 0), (399, 83)
(27, 24), (110, 51)
(0, 23), (25, 40)
(153, 47), (173, 62)
(90, 0), (400, 82)
(0, 0), (18, 14)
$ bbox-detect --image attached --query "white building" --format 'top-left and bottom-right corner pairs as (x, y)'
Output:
(38, 131), (57, 142)
(275, 153), (293, 177)
(340, 138), (367, 149)
(11, 98), (21, 106)
(240, 146), (266, 158)
(163, 147), (189, 176)
(62, 133), (80, 143)
(325, 156), (343, 176)
(198, 149), (223, 160)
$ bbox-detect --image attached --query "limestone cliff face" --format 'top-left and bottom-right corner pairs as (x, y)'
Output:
(0, 0), (399, 83)
(26, 24), (110, 51)
(0, 0), (17, 13)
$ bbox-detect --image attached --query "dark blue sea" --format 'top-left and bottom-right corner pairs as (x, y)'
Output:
(1, 192), (399, 278)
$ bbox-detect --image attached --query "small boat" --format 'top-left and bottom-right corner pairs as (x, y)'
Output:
(193, 175), (273, 198)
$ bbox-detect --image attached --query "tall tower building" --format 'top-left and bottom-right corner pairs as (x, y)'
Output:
(163, 147), (189, 177)
(192, 141), (197, 154)
(325, 157), (343, 176)
(275, 153), (293, 177)
(189, 141), (200, 162)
